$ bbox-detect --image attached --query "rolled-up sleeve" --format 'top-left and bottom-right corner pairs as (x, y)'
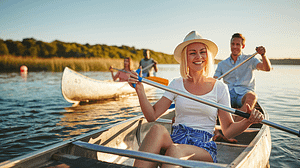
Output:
(214, 65), (222, 78)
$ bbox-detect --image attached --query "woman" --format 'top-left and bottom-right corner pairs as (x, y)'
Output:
(109, 57), (132, 82)
(128, 31), (264, 168)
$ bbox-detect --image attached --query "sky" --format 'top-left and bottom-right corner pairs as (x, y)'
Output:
(1, 0), (299, 60)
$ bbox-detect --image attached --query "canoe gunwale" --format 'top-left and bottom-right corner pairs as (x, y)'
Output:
(226, 102), (271, 167)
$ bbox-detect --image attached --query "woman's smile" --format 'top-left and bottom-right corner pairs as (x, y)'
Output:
(193, 60), (204, 65)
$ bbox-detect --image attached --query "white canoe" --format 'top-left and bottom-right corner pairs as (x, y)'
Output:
(61, 67), (153, 105)
(0, 102), (271, 168)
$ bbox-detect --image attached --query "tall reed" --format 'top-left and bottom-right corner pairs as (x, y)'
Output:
(0, 55), (140, 72)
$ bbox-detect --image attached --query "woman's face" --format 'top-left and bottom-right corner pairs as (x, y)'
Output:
(124, 58), (130, 67)
(186, 42), (207, 72)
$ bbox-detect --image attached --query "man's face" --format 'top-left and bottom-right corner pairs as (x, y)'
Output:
(144, 50), (150, 59)
(230, 37), (244, 57)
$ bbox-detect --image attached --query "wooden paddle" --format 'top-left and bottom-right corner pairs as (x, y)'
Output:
(111, 68), (169, 86)
(131, 75), (300, 137)
(145, 76), (169, 86)
(217, 52), (258, 80)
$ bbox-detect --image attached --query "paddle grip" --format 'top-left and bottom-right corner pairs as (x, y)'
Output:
(132, 69), (142, 88)
(234, 109), (250, 119)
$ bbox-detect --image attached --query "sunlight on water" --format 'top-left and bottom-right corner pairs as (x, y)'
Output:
(255, 65), (300, 167)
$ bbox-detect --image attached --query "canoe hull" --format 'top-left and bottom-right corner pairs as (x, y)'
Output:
(61, 67), (153, 104)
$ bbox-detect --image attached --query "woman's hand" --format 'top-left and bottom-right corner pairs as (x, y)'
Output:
(246, 105), (264, 124)
(128, 71), (143, 90)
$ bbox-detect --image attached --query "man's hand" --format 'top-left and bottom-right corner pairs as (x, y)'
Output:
(256, 46), (266, 56)
(152, 60), (158, 65)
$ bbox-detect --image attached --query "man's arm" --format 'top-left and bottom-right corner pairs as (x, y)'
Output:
(256, 46), (272, 71)
(152, 59), (158, 72)
(213, 63), (223, 79)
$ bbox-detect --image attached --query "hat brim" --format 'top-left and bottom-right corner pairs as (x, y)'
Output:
(174, 39), (218, 63)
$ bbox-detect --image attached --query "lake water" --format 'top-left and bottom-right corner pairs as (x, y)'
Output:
(0, 64), (299, 167)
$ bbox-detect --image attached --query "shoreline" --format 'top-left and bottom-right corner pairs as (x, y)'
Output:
(215, 59), (300, 65)
(1, 55), (300, 72)
(268, 59), (300, 65)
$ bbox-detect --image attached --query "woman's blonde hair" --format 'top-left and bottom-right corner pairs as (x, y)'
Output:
(180, 43), (214, 79)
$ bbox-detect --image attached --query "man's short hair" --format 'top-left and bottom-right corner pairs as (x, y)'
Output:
(143, 49), (149, 56)
(231, 33), (246, 46)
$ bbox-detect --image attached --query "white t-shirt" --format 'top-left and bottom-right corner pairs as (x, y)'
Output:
(163, 77), (230, 134)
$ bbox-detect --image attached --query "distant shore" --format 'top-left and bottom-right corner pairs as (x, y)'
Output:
(0, 55), (140, 72)
(269, 59), (300, 65)
(1, 55), (299, 72)
(215, 59), (300, 65)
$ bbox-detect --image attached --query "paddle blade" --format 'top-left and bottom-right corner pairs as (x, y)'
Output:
(145, 77), (169, 86)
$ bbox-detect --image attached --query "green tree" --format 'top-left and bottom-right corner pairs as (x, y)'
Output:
(5, 40), (17, 55)
(0, 40), (9, 55)
(28, 46), (38, 56)
(15, 42), (26, 56)
(0, 38), (177, 63)
(92, 45), (103, 57)
(46, 42), (57, 56)
(22, 38), (38, 56)
(22, 38), (36, 48)
(55, 40), (69, 57)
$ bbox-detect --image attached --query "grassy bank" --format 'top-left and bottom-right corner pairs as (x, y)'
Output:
(2, 55), (299, 73)
(0, 55), (140, 72)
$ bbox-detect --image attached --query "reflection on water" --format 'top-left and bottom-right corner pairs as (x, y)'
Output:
(58, 88), (160, 138)
(20, 72), (28, 82)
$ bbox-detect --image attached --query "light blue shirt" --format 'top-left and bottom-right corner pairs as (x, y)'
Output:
(214, 53), (261, 95)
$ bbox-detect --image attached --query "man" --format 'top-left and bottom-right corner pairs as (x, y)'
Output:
(214, 33), (272, 121)
(139, 49), (158, 77)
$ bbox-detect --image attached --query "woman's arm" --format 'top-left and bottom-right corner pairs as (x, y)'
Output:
(129, 78), (172, 122)
(218, 104), (264, 139)
(111, 71), (120, 81)
(109, 66), (119, 81)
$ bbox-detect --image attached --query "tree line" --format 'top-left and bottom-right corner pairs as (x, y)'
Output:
(0, 38), (177, 64)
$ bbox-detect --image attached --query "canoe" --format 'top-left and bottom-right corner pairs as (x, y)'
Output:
(61, 67), (153, 105)
(0, 102), (271, 168)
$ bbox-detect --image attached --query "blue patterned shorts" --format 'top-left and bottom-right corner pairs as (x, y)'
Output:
(170, 124), (217, 163)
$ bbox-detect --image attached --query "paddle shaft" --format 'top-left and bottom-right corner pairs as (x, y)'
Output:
(134, 77), (300, 137)
(73, 141), (220, 167)
(217, 52), (258, 80)
(111, 67), (131, 74)
(141, 63), (155, 72)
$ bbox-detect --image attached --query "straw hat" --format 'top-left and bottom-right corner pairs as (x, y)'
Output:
(174, 31), (218, 63)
